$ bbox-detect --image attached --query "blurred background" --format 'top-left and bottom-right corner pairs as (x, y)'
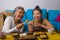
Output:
(0, 0), (60, 12)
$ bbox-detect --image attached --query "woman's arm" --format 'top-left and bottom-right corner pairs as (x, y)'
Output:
(2, 17), (17, 33)
(40, 19), (54, 30)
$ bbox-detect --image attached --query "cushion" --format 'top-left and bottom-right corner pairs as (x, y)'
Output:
(2, 12), (13, 17)
(5, 10), (14, 13)
(26, 9), (33, 21)
(48, 10), (60, 21)
(2, 12), (13, 21)
(55, 14), (60, 22)
(0, 13), (4, 31)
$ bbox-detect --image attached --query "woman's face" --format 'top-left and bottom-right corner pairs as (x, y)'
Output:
(33, 10), (42, 21)
(14, 9), (24, 20)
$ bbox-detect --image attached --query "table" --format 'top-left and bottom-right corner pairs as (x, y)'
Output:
(0, 34), (14, 40)
(36, 32), (60, 40)
(0, 32), (60, 40)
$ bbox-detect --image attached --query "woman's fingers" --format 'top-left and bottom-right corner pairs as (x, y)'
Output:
(16, 23), (24, 28)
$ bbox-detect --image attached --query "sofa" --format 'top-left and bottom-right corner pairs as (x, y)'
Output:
(0, 9), (60, 32)
(48, 10), (60, 30)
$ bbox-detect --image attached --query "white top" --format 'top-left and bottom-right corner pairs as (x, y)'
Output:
(2, 16), (23, 33)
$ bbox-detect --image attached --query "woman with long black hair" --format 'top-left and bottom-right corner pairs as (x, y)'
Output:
(28, 6), (54, 33)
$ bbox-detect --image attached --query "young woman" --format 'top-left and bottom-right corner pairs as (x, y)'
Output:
(28, 6), (54, 32)
(2, 6), (25, 33)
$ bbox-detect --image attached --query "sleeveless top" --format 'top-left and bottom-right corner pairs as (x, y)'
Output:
(32, 19), (47, 32)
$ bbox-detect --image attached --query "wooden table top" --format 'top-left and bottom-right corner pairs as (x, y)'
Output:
(0, 31), (60, 40)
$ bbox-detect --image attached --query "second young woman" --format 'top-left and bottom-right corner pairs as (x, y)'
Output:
(28, 6), (54, 32)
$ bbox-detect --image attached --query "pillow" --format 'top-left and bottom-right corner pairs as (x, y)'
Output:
(55, 14), (60, 22)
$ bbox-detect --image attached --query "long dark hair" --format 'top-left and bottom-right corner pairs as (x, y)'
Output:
(33, 6), (42, 15)
(33, 6), (43, 23)
(13, 6), (25, 14)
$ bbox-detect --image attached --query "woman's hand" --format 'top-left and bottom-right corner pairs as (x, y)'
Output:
(34, 22), (42, 27)
(16, 23), (24, 29)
